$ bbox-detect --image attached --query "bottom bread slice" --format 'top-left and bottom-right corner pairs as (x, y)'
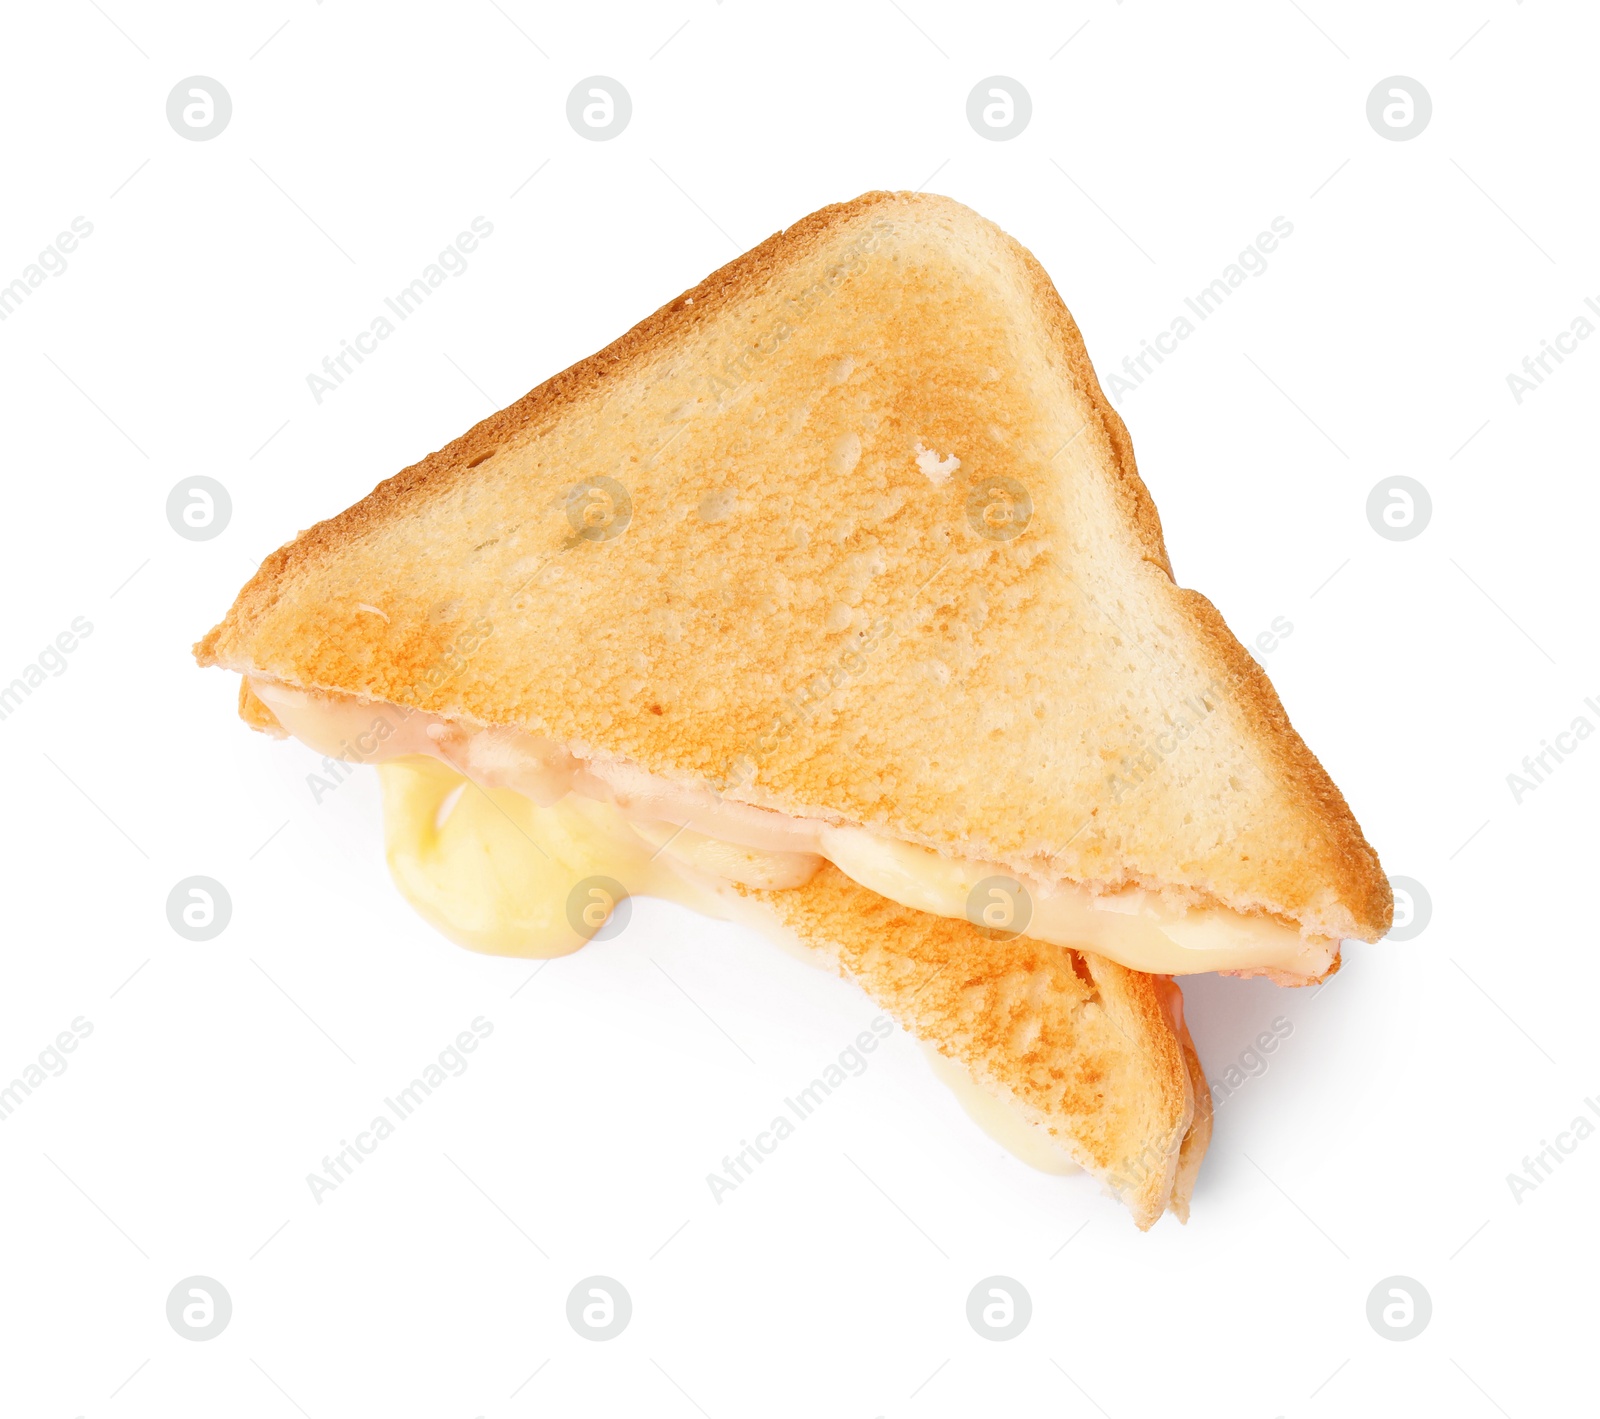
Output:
(739, 865), (1208, 1229)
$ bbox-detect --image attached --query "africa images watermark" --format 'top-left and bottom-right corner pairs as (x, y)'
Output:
(305, 1017), (493, 1203)
(0, 616), (95, 725)
(706, 1016), (894, 1202)
(305, 217), (495, 404)
(1104, 217), (1295, 401)
(1504, 693), (1599, 804)
(306, 615), (495, 802)
(1504, 293), (1600, 404)
(1245, 615), (1294, 667)
(0, 1018), (94, 1123)
(1506, 1095), (1600, 1203)
(0, 216), (94, 323)
(1103, 1107), (1198, 1202)
(1207, 1015), (1294, 1112)
(1096, 1021), (1293, 1200)
(1106, 676), (1227, 806)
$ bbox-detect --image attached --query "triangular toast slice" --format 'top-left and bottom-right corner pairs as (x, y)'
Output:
(740, 864), (1209, 1228)
(196, 190), (1389, 973)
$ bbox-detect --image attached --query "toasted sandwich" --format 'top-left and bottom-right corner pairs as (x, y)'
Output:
(196, 191), (1388, 1226)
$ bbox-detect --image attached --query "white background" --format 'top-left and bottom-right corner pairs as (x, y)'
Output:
(2, 1), (1596, 1415)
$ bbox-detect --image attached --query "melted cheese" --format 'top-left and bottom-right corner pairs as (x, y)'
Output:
(380, 755), (729, 957)
(816, 829), (1329, 976)
(379, 755), (1098, 1175)
(261, 678), (1336, 980)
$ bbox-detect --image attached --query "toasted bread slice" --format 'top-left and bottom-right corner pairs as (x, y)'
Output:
(196, 190), (1389, 946)
(740, 864), (1203, 1228)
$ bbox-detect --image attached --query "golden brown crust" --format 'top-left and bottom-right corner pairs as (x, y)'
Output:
(742, 865), (1197, 1228)
(196, 190), (1390, 944)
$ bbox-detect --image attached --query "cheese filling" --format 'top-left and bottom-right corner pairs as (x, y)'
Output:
(377, 753), (1088, 1178)
(253, 678), (1337, 980)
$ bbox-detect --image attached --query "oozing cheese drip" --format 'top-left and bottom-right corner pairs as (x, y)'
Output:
(381, 754), (727, 957)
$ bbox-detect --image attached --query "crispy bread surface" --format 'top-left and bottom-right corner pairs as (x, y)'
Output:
(197, 191), (1389, 942)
